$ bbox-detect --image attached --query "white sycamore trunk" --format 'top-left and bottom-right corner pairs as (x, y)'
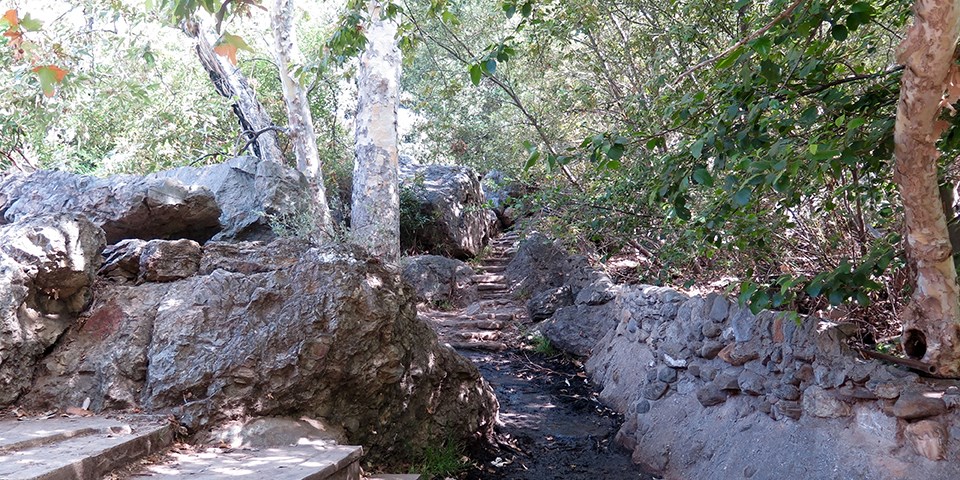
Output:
(270, 0), (333, 235)
(894, 0), (960, 375)
(351, 1), (401, 262)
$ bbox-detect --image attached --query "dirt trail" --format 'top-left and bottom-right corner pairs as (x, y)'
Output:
(420, 232), (654, 480)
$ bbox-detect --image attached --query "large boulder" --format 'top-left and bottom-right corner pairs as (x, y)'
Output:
(401, 255), (477, 308)
(0, 215), (105, 405)
(399, 158), (497, 259)
(22, 240), (498, 461)
(0, 156), (314, 243)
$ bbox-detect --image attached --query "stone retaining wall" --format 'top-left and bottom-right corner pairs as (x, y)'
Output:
(519, 235), (960, 478)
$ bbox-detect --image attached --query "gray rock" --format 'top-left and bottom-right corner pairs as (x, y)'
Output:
(658, 366), (679, 383)
(737, 370), (766, 396)
(527, 285), (574, 320)
(138, 239), (201, 282)
(774, 384), (801, 401)
(772, 400), (802, 420)
(21, 240), (498, 460)
(399, 161), (497, 258)
(541, 303), (617, 357)
(714, 369), (742, 391)
(504, 233), (568, 297)
(401, 255), (477, 308)
(575, 276), (616, 306)
(643, 381), (669, 400)
(635, 399), (651, 414)
(696, 384), (728, 407)
(699, 341), (725, 359)
(802, 385), (851, 418)
(706, 293), (729, 322)
(100, 239), (147, 279)
(892, 392), (948, 420)
(701, 322), (722, 338)
(0, 215), (105, 406)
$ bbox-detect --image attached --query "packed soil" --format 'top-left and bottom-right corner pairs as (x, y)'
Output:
(458, 349), (654, 480)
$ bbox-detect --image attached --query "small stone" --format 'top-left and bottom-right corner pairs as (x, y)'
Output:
(657, 366), (678, 383)
(688, 364), (702, 378)
(743, 466), (757, 478)
(646, 369), (658, 383)
(138, 239), (201, 282)
(774, 384), (801, 401)
(756, 400), (772, 414)
(643, 381), (669, 400)
(699, 341), (725, 359)
(792, 364), (814, 385)
(700, 364), (719, 382)
(708, 295), (729, 322)
(836, 385), (878, 401)
(905, 420), (948, 461)
(635, 399), (651, 414)
(696, 384), (728, 407)
(737, 370), (765, 396)
(701, 322), (722, 338)
(802, 385), (851, 418)
(663, 353), (688, 368)
(717, 343), (759, 366)
(714, 369), (742, 391)
(866, 380), (901, 399)
(892, 392), (947, 420)
(773, 400), (802, 420)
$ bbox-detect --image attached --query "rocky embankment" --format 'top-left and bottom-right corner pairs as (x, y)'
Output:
(512, 232), (960, 479)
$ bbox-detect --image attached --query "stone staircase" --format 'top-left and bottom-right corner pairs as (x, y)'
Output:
(0, 415), (172, 480)
(425, 231), (527, 351)
(0, 414), (401, 480)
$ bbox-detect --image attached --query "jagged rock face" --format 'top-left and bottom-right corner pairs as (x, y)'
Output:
(22, 240), (498, 461)
(399, 160), (498, 259)
(0, 156), (314, 243)
(401, 255), (477, 308)
(0, 215), (105, 405)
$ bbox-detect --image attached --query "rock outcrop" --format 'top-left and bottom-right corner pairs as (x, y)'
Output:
(399, 158), (497, 258)
(401, 255), (478, 308)
(21, 239), (498, 460)
(0, 156), (314, 243)
(0, 215), (105, 405)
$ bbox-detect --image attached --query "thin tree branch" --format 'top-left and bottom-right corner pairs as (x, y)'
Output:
(675, 0), (806, 83)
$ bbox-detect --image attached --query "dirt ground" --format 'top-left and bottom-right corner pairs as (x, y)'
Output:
(459, 349), (655, 480)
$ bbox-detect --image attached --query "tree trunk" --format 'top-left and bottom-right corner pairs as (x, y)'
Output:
(351, 1), (401, 262)
(270, 0), (333, 236)
(184, 21), (283, 164)
(894, 0), (960, 376)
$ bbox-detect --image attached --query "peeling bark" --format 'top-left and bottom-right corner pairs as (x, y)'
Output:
(351, 1), (401, 262)
(184, 22), (283, 164)
(270, 0), (333, 236)
(894, 0), (960, 376)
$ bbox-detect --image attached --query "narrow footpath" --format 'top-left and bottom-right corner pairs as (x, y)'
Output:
(421, 232), (653, 480)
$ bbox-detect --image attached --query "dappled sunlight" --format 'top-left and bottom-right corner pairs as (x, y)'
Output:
(143, 444), (361, 478)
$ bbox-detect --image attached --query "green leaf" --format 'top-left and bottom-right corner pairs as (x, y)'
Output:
(831, 24), (848, 42)
(20, 13), (41, 31)
(607, 142), (624, 160)
(716, 47), (744, 69)
(828, 290), (845, 306)
(469, 64), (482, 86)
(751, 37), (771, 56)
(484, 59), (497, 74)
(520, 1), (532, 17)
(732, 187), (751, 207)
(524, 150), (541, 171)
(691, 139), (705, 159)
(847, 117), (866, 130)
(692, 168), (713, 186)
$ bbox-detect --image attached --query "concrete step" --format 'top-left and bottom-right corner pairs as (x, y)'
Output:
(477, 266), (506, 273)
(135, 443), (363, 479)
(476, 283), (508, 292)
(472, 274), (506, 283)
(0, 415), (173, 480)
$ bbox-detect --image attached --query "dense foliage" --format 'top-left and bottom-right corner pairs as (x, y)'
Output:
(1, 0), (952, 330)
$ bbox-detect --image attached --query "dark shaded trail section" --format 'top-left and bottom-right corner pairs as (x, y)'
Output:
(420, 231), (654, 479)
